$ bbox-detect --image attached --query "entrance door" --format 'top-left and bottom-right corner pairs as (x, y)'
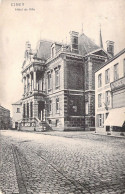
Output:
(38, 101), (45, 121)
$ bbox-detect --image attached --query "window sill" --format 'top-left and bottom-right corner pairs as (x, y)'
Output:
(55, 86), (60, 89)
(48, 89), (52, 92)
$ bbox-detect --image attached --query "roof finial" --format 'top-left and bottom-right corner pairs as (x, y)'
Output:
(82, 23), (83, 33)
(66, 36), (67, 44)
(99, 24), (103, 48)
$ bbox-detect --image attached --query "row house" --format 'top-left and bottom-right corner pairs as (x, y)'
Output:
(20, 30), (111, 131)
(95, 48), (125, 133)
(12, 100), (22, 129)
(0, 105), (11, 129)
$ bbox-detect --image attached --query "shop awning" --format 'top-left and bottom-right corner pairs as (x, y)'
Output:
(104, 107), (125, 127)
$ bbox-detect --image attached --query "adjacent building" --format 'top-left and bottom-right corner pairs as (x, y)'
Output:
(95, 48), (125, 133)
(12, 100), (22, 129)
(20, 31), (111, 131)
(0, 105), (11, 129)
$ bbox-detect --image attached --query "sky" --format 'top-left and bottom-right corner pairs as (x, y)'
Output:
(0, 0), (125, 116)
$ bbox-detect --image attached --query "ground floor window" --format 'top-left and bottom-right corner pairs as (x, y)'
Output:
(85, 102), (89, 115)
(97, 114), (104, 127)
(30, 102), (33, 117)
(23, 104), (25, 118)
(56, 98), (59, 113)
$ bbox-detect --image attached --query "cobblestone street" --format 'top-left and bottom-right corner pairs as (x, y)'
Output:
(0, 130), (125, 194)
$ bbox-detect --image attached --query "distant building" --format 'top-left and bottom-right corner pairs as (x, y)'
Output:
(95, 48), (125, 133)
(20, 30), (111, 131)
(12, 100), (22, 129)
(0, 105), (11, 129)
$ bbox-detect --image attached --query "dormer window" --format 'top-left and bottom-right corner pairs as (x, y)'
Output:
(47, 72), (52, 91)
(52, 47), (55, 58)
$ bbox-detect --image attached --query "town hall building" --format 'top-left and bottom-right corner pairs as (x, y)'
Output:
(20, 30), (112, 131)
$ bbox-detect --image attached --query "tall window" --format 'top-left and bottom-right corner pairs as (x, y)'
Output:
(49, 100), (52, 113)
(56, 98), (59, 113)
(98, 93), (102, 107)
(114, 63), (119, 81)
(30, 102), (33, 118)
(48, 72), (51, 90)
(105, 91), (110, 105)
(27, 103), (29, 118)
(55, 69), (60, 88)
(85, 102), (89, 115)
(105, 68), (110, 84)
(23, 104), (25, 118)
(98, 114), (104, 127)
(99, 114), (102, 127)
(98, 73), (102, 88)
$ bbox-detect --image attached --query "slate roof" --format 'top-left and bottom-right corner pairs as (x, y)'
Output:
(0, 105), (10, 112)
(78, 33), (100, 56)
(37, 40), (53, 60)
(36, 33), (102, 60)
(12, 100), (22, 105)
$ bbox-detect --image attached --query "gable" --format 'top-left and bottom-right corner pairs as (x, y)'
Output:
(93, 50), (108, 57)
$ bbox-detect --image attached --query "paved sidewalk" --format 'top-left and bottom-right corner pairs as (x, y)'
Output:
(40, 130), (125, 139)
(0, 130), (125, 194)
(0, 135), (19, 194)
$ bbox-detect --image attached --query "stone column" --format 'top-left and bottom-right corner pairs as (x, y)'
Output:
(22, 103), (25, 119)
(43, 101), (46, 121)
(33, 71), (37, 90)
(25, 103), (27, 119)
(23, 77), (25, 94)
(24, 77), (26, 93)
(29, 73), (32, 91)
(43, 77), (45, 91)
(33, 100), (38, 118)
(29, 102), (31, 119)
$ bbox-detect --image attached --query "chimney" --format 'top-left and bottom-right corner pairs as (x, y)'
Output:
(25, 41), (31, 60)
(69, 31), (79, 53)
(106, 40), (114, 57)
(25, 41), (31, 51)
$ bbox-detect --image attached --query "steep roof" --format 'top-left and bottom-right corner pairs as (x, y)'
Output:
(78, 33), (100, 56)
(0, 105), (10, 112)
(12, 100), (22, 105)
(37, 40), (53, 60)
(95, 48), (125, 73)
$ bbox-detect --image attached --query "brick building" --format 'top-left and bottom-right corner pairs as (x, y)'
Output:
(21, 31), (111, 131)
(0, 105), (11, 129)
(95, 48), (125, 133)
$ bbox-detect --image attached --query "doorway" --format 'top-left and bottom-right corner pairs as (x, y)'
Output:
(38, 101), (45, 121)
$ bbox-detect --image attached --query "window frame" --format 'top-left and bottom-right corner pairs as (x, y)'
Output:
(98, 73), (102, 88)
(105, 91), (110, 106)
(16, 108), (20, 113)
(105, 68), (110, 84)
(49, 100), (52, 113)
(56, 97), (59, 113)
(47, 72), (52, 91)
(98, 93), (102, 108)
(85, 102), (89, 115)
(55, 68), (60, 89)
(114, 63), (119, 81)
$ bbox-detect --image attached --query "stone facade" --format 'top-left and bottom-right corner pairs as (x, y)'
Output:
(21, 32), (110, 131)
